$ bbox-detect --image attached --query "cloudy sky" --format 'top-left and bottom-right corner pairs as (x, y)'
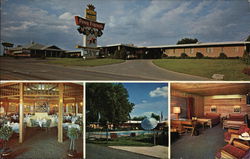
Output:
(122, 83), (168, 120)
(1, 0), (250, 51)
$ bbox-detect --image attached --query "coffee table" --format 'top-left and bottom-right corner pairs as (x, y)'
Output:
(197, 118), (212, 128)
(239, 135), (250, 145)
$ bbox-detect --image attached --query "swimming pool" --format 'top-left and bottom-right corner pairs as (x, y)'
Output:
(88, 130), (162, 137)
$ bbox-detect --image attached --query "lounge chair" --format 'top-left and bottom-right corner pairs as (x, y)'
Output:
(224, 125), (249, 143)
(215, 140), (250, 159)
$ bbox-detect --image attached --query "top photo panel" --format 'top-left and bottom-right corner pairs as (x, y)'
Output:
(1, 0), (250, 81)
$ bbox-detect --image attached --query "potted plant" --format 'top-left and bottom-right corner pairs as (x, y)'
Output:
(67, 127), (79, 157)
(0, 126), (13, 157)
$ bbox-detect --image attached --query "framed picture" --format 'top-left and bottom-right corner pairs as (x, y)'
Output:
(211, 106), (217, 112)
(233, 106), (241, 113)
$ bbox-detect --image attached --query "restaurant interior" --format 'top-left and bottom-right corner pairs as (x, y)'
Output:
(0, 82), (83, 158)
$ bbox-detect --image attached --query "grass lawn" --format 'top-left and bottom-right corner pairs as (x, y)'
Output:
(87, 135), (154, 146)
(152, 59), (250, 81)
(46, 57), (124, 67)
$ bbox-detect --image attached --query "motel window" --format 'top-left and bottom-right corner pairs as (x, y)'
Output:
(206, 48), (213, 53)
(234, 47), (239, 53)
(173, 49), (175, 54)
(190, 48), (194, 54)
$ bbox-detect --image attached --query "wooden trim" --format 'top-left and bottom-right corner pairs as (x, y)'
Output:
(58, 83), (64, 143)
(19, 83), (24, 143)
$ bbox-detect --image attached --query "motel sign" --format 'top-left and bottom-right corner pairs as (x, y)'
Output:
(75, 4), (105, 57)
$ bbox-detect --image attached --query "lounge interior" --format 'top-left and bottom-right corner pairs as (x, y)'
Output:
(0, 82), (83, 158)
(170, 83), (250, 159)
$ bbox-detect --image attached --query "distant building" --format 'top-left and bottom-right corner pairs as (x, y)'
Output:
(6, 42), (65, 57)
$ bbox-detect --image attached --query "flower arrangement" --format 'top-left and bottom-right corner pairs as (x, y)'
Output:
(239, 125), (250, 137)
(67, 127), (79, 140)
(0, 126), (13, 141)
(67, 127), (80, 157)
(0, 126), (13, 156)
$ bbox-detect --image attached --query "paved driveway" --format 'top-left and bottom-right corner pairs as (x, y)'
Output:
(86, 144), (157, 159)
(0, 57), (209, 80)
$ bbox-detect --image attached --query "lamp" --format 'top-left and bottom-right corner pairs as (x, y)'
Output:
(0, 106), (5, 114)
(173, 107), (181, 119)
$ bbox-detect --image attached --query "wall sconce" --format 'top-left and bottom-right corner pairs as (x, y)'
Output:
(173, 106), (181, 119)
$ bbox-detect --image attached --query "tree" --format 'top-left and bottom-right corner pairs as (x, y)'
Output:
(132, 116), (147, 121)
(114, 47), (127, 59)
(242, 51), (250, 65)
(246, 35), (250, 41)
(151, 113), (160, 121)
(86, 83), (134, 128)
(177, 38), (198, 44)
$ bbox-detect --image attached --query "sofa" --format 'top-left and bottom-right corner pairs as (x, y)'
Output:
(204, 113), (221, 126)
(223, 114), (247, 129)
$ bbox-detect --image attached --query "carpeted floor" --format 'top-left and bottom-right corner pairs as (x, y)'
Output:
(171, 124), (227, 159)
(5, 127), (83, 159)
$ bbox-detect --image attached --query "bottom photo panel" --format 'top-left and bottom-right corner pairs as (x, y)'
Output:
(85, 82), (169, 159)
(0, 82), (84, 158)
(170, 83), (250, 159)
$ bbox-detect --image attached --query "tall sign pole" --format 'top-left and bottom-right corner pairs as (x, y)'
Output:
(75, 4), (105, 58)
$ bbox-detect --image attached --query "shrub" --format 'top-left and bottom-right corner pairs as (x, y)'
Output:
(218, 53), (227, 59)
(114, 47), (127, 59)
(241, 51), (250, 65)
(242, 67), (250, 76)
(162, 54), (168, 59)
(196, 52), (204, 59)
(180, 53), (188, 59)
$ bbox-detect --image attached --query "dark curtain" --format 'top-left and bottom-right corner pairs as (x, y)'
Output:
(187, 97), (194, 119)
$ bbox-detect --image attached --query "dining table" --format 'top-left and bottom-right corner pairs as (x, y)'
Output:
(5, 122), (19, 133)
(63, 122), (81, 130)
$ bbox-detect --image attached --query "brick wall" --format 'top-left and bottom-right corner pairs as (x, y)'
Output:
(164, 45), (245, 57)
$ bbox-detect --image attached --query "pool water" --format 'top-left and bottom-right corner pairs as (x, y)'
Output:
(89, 130), (162, 136)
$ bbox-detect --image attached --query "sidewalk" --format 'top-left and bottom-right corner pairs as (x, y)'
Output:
(109, 145), (168, 159)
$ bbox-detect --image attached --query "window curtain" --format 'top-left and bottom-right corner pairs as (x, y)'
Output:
(187, 97), (194, 119)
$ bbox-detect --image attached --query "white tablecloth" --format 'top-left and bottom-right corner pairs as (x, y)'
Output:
(5, 122), (19, 133)
(63, 123), (80, 130)
(26, 115), (58, 127)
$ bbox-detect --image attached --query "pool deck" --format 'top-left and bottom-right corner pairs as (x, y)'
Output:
(109, 145), (168, 159)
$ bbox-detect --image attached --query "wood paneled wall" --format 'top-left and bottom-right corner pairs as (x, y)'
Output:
(171, 89), (204, 118)
(204, 96), (250, 118)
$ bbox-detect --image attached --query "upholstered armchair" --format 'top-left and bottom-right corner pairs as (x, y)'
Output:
(224, 125), (249, 143)
(216, 140), (250, 159)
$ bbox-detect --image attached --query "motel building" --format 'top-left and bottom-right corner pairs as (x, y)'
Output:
(66, 41), (250, 59)
(4, 42), (65, 57)
(2, 41), (250, 59)
(98, 41), (250, 59)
